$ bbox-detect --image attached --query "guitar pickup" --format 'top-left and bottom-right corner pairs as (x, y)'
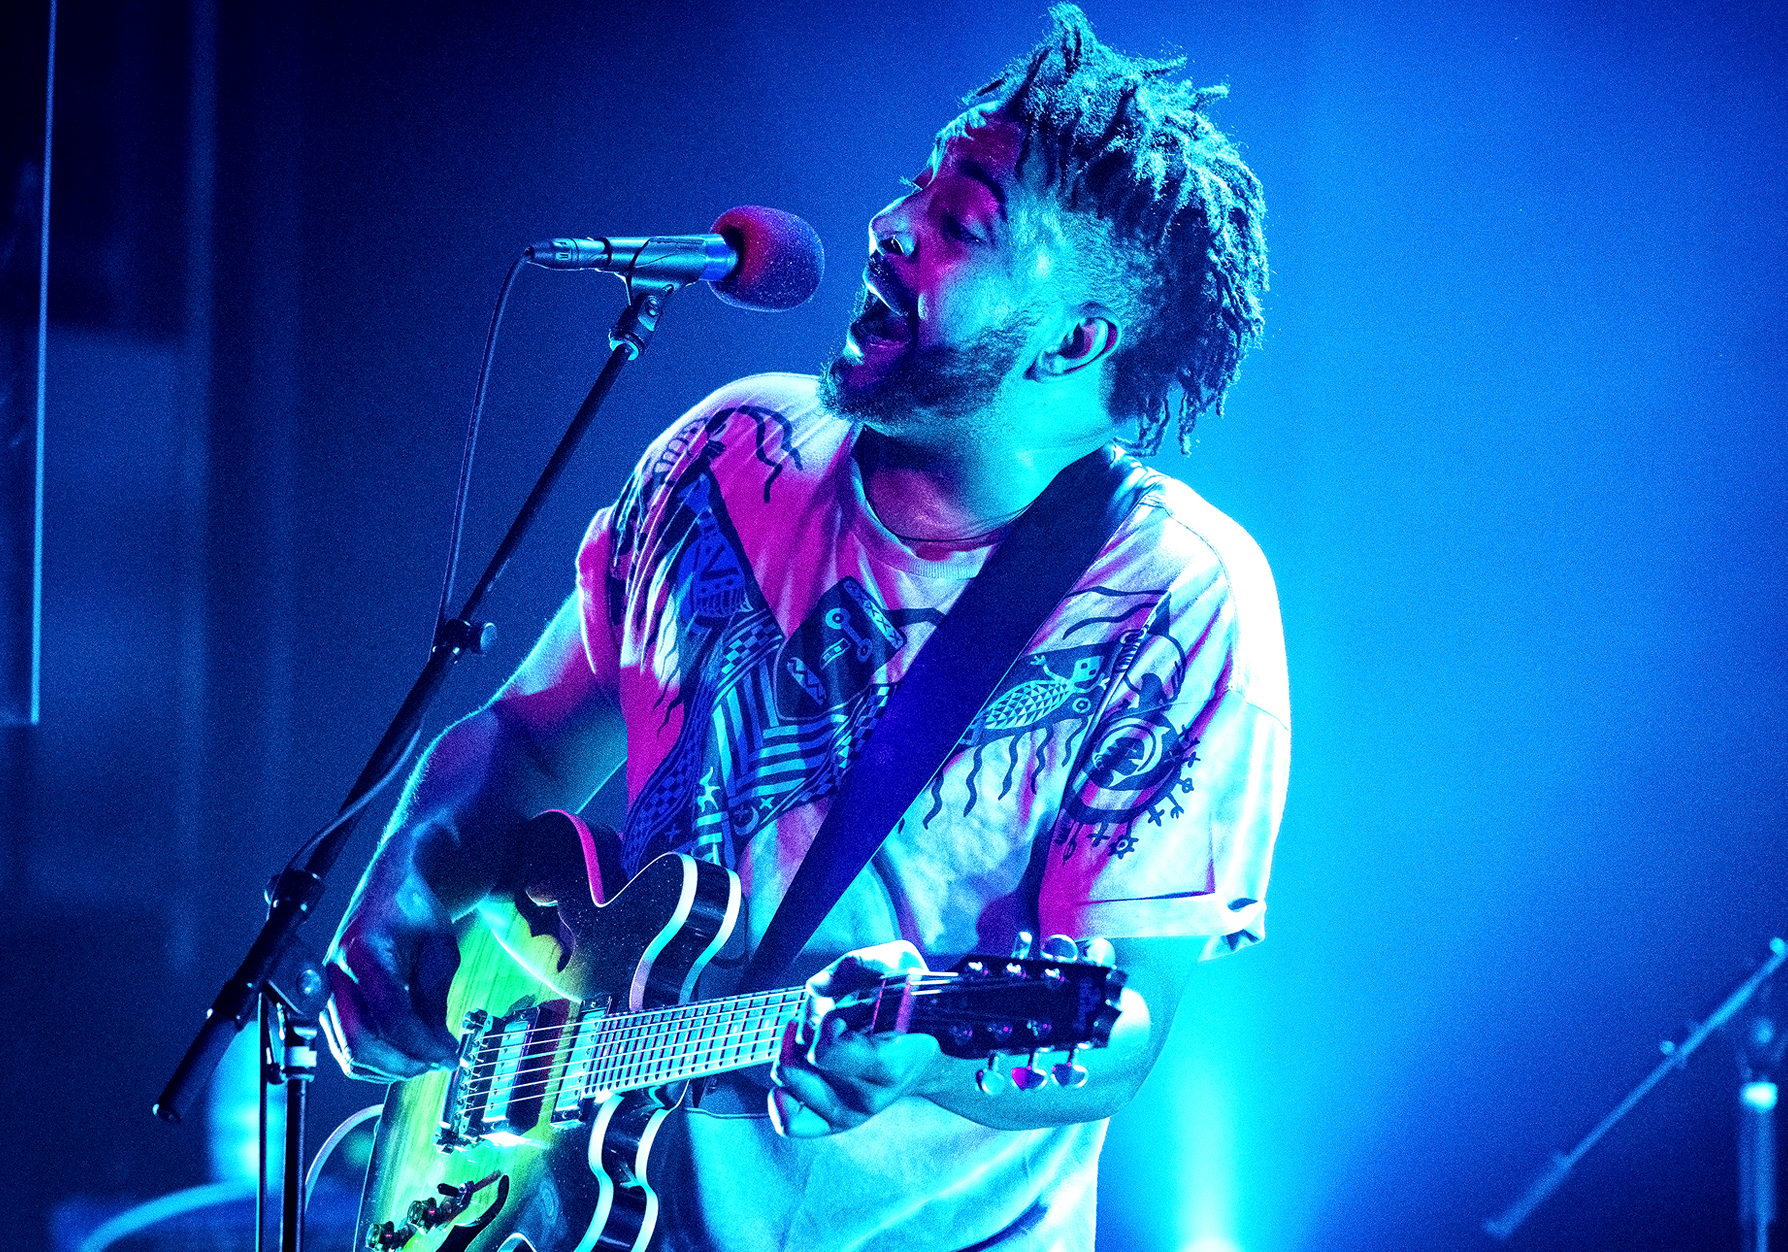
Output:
(550, 1002), (608, 1126)
(436, 1001), (569, 1150)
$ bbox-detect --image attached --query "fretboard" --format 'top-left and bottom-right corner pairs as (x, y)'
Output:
(573, 986), (809, 1096)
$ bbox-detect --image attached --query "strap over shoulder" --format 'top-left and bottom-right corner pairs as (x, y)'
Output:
(740, 444), (1150, 990)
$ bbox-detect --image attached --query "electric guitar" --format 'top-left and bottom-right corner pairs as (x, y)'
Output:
(352, 811), (1127, 1252)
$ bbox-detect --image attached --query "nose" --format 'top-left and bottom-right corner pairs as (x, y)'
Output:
(868, 197), (915, 260)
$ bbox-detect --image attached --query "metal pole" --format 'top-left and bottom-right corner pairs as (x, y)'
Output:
(1740, 1080), (1776, 1252)
(1486, 938), (1788, 1240)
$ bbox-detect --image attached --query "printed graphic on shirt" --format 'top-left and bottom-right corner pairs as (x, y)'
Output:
(616, 453), (900, 876)
(1052, 597), (1218, 861)
(910, 592), (1207, 861)
(774, 578), (906, 720)
(610, 400), (1215, 879)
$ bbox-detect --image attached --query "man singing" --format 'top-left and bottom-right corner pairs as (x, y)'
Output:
(324, 6), (1289, 1250)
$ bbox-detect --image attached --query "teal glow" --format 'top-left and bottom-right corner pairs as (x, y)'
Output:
(1742, 1082), (1778, 1112)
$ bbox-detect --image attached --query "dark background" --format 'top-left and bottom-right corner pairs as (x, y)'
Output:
(3, 1), (1784, 1249)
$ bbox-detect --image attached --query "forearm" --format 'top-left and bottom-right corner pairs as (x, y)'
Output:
(346, 595), (627, 921)
(347, 708), (552, 921)
(323, 596), (627, 1079)
(774, 936), (1197, 1137)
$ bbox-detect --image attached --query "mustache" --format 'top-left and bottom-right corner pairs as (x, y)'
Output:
(863, 253), (917, 319)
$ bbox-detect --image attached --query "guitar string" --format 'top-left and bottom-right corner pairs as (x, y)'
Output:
(450, 974), (1082, 1105)
(453, 977), (962, 1074)
(457, 988), (807, 1068)
(452, 974), (1001, 1086)
(456, 994), (808, 1102)
(455, 1022), (796, 1109)
(456, 970), (1019, 1068)
(462, 1010), (800, 1100)
(449, 976), (961, 1104)
(454, 974), (1051, 1077)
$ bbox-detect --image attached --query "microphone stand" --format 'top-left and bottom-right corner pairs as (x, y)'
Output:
(1738, 985), (1784, 1252)
(154, 279), (677, 1252)
(1485, 936), (1787, 1244)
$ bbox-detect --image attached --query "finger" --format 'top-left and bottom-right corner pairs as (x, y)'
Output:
(322, 966), (436, 1081)
(767, 1086), (834, 1138)
(774, 1058), (870, 1132)
(774, 1021), (869, 1132)
(814, 1035), (927, 1105)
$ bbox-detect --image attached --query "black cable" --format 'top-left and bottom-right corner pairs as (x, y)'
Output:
(435, 252), (531, 641)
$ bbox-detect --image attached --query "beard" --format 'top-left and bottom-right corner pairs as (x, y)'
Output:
(819, 297), (1036, 430)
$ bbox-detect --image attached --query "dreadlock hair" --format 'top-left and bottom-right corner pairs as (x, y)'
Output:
(969, 4), (1268, 455)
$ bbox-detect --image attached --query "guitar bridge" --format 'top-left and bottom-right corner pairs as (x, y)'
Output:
(436, 1000), (570, 1151)
(437, 999), (603, 1151)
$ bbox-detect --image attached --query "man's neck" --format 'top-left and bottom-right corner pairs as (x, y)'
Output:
(856, 426), (1108, 544)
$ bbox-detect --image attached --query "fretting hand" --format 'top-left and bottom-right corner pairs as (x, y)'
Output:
(768, 941), (945, 1137)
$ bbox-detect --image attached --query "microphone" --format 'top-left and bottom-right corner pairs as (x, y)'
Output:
(527, 206), (823, 312)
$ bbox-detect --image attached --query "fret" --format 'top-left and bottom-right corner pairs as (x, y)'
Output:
(563, 987), (814, 1096)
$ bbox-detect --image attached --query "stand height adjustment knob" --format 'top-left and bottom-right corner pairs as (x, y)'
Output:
(436, 618), (497, 655)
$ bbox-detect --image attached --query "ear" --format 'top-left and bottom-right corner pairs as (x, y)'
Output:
(1032, 310), (1120, 379)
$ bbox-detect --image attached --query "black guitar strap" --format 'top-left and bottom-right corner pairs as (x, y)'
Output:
(739, 442), (1150, 991)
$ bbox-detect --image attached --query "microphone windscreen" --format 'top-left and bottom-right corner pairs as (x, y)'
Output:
(710, 207), (824, 312)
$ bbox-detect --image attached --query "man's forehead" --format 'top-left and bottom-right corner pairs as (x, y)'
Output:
(927, 105), (1024, 176)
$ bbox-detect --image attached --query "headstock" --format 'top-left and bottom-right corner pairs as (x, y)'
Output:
(893, 934), (1126, 1093)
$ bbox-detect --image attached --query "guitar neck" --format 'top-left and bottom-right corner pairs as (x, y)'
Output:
(580, 986), (810, 1095)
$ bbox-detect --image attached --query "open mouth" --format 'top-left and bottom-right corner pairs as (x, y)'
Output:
(852, 291), (910, 344)
(852, 258), (915, 345)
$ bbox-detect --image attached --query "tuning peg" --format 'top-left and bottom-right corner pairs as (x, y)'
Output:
(1040, 934), (1079, 962)
(1078, 937), (1116, 967)
(1011, 1050), (1051, 1090)
(1051, 1047), (1089, 1089)
(976, 1058), (1009, 1094)
(1010, 930), (1036, 959)
(1050, 1060), (1088, 1088)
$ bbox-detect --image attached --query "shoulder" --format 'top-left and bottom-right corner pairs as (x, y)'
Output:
(636, 373), (843, 477)
(671, 372), (827, 436)
(1118, 467), (1289, 726)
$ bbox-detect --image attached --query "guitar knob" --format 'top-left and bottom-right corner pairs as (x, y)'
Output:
(1010, 930), (1036, 959)
(1040, 934), (1079, 962)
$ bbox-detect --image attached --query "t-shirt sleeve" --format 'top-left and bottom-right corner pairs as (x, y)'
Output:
(575, 504), (623, 696)
(1036, 560), (1290, 961)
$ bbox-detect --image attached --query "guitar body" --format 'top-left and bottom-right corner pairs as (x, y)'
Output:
(356, 817), (741, 1252)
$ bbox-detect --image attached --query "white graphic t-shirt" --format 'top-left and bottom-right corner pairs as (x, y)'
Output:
(575, 374), (1289, 1252)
